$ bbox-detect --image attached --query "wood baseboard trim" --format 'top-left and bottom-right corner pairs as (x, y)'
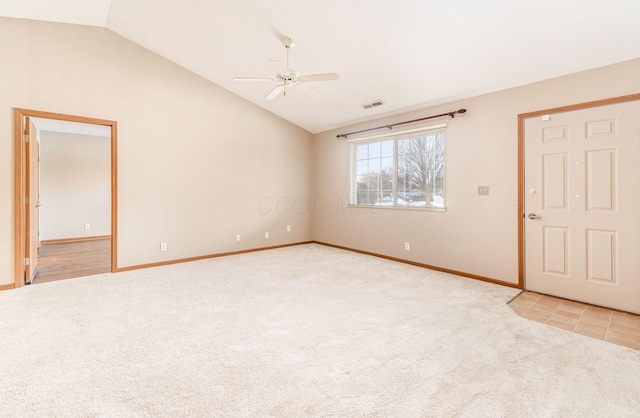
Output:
(313, 241), (521, 289)
(41, 235), (111, 245)
(115, 241), (315, 273)
(0, 283), (16, 291)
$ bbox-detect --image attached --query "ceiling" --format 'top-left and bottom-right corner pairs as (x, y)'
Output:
(31, 118), (111, 138)
(2, 1), (640, 134)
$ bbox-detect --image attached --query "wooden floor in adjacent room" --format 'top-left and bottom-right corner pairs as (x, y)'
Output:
(33, 238), (111, 284)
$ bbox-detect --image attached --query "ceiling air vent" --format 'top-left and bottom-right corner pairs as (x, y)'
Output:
(361, 100), (385, 110)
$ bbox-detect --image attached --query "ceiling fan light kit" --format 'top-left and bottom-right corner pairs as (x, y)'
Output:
(233, 38), (339, 100)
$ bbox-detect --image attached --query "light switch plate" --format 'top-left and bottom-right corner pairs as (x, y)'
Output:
(478, 186), (490, 196)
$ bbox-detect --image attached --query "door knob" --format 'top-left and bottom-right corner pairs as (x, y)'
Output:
(528, 213), (541, 220)
(35, 202), (42, 208)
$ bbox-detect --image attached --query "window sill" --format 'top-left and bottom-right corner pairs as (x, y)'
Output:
(347, 204), (447, 213)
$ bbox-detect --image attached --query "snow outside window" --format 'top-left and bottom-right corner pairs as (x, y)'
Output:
(349, 128), (445, 209)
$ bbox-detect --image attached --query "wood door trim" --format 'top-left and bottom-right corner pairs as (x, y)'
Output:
(517, 93), (640, 289)
(13, 108), (118, 288)
(13, 110), (25, 289)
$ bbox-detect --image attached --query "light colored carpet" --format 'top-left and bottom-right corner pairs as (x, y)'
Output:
(1, 243), (638, 417)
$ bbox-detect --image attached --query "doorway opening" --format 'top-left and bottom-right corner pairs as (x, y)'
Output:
(13, 108), (118, 287)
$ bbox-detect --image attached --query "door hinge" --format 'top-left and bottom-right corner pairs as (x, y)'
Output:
(24, 258), (30, 266)
(23, 134), (29, 142)
(24, 196), (29, 204)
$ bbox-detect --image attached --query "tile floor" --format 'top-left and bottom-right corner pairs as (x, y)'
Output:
(509, 291), (640, 351)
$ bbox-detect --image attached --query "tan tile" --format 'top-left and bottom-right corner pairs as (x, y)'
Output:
(549, 311), (579, 325)
(584, 305), (611, 315)
(556, 301), (586, 315)
(529, 300), (557, 312)
(509, 305), (529, 316)
(553, 309), (581, 321)
(581, 308), (612, 322)
(608, 321), (640, 337)
(578, 314), (610, 328)
(520, 311), (551, 324)
(517, 292), (542, 303)
(507, 302), (523, 312)
(512, 299), (536, 309)
(547, 318), (577, 332)
(527, 306), (555, 320)
(611, 340), (640, 350)
(560, 299), (587, 309)
(509, 299), (534, 311)
(538, 294), (561, 302)
(574, 323), (607, 340)
(534, 297), (562, 309)
(610, 313), (640, 330)
(606, 328), (640, 344)
(605, 331), (640, 350)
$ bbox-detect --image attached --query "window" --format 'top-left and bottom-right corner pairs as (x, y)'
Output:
(350, 126), (446, 209)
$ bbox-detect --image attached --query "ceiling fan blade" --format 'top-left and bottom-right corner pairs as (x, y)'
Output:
(298, 73), (340, 82)
(233, 77), (275, 82)
(265, 85), (285, 100)
(295, 83), (324, 99)
(270, 60), (289, 77)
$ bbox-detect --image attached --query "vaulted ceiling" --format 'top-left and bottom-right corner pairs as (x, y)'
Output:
(2, 0), (640, 133)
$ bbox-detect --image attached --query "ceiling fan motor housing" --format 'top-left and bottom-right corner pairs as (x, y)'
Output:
(233, 37), (338, 100)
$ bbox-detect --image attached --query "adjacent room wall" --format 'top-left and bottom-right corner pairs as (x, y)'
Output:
(0, 17), (313, 285)
(39, 131), (111, 241)
(312, 58), (640, 285)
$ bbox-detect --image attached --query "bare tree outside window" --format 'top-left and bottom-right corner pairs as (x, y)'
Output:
(351, 129), (445, 208)
(397, 131), (445, 207)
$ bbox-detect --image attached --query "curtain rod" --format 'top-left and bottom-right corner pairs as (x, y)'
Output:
(336, 108), (467, 139)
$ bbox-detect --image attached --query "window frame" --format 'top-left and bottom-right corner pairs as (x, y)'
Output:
(348, 123), (447, 211)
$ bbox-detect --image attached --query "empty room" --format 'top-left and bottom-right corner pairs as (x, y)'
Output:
(1, 1), (639, 416)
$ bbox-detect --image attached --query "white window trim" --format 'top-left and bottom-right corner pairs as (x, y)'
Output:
(348, 123), (447, 211)
(346, 123), (447, 143)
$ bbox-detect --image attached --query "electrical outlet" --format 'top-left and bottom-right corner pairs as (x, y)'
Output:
(478, 186), (490, 196)
(160, 242), (167, 251)
(84, 223), (91, 230)
(235, 234), (241, 242)
(265, 232), (270, 239)
(286, 225), (291, 232)
(404, 242), (410, 251)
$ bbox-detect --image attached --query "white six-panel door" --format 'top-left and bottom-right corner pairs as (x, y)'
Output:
(524, 100), (640, 314)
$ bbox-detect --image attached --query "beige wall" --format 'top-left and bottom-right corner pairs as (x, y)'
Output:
(0, 18), (313, 285)
(3, 17), (639, 288)
(39, 131), (112, 241)
(312, 58), (640, 285)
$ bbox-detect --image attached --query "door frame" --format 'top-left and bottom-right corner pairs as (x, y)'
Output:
(13, 108), (118, 288)
(517, 93), (640, 290)
(25, 117), (41, 284)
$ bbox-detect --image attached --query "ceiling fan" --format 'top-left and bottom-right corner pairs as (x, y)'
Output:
(233, 38), (339, 100)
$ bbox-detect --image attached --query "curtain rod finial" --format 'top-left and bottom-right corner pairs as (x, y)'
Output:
(450, 108), (467, 118)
